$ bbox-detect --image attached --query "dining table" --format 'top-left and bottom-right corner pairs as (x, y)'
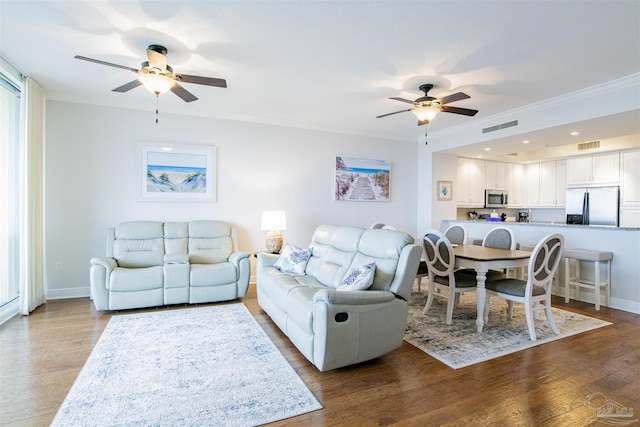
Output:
(453, 244), (533, 333)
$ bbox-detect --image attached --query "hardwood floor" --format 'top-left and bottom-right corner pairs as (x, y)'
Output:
(1, 285), (638, 426)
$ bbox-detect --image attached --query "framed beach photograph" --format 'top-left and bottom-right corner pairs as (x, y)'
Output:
(437, 180), (452, 201)
(334, 156), (390, 202)
(137, 142), (216, 203)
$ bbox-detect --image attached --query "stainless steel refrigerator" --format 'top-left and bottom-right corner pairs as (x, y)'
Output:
(565, 186), (619, 226)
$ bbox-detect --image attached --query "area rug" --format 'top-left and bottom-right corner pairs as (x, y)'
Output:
(404, 291), (611, 369)
(51, 304), (322, 426)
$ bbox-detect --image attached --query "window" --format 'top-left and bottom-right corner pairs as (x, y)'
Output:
(0, 73), (20, 310)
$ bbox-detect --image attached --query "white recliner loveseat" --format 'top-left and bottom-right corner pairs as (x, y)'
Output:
(90, 220), (250, 311)
(256, 224), (422, 371)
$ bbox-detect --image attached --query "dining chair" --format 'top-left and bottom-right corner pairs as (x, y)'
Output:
(483, 233), (564, 341)
(458, 225), (514, 281)
(444, 224), (468, 245)
(482, 226), (516, 250)
(422, 230), (478, 325)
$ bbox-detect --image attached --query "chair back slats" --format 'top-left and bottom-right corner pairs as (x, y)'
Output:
(530, 234), (563, 286)
(423, 231), (454, 277)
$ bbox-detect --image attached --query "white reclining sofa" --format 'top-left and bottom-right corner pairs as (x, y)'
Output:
(256, 224), (421, 371)
(90, 220), (250, 311)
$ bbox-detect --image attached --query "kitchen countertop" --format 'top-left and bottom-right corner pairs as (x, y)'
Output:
(454, 219), (639, 231)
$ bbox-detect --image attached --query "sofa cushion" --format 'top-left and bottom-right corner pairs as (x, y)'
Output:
(164, 222), (188, 255)
(113, 221), (164, 268)
(109, 266), (163, 291)
(274, 244), (312, 274)
(337, 262), (376, 291)
(188, 221), (233, 263)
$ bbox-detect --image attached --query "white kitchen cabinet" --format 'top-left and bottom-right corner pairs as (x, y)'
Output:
(485, 161), (507, 190)
(567, 152), (620, 186)
(456, 157), (485, 207)
(620, 149), (640, 227)
(527, 160), (566, 207)
(526, 163), (541, 206)
(507, 163), (525, 207)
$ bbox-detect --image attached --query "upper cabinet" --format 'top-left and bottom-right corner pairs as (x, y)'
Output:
(526, 160), (566, 207)
(484, 161), (507, 190)
(456, 157), (485, 207)
(506, 163), (525, 207)
(567, 152), (620, 187)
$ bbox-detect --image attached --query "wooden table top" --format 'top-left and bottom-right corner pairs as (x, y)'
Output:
(453, 244), (532, 261)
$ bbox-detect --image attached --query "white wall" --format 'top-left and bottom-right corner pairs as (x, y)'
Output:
(45, 101), (420, 298)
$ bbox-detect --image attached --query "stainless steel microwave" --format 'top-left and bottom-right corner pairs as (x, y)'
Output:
(485, 190), (508, 208)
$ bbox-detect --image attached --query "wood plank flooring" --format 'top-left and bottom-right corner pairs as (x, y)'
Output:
(1, 285), (638, 426)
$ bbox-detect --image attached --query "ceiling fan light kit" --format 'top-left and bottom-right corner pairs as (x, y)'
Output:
(138, 72), (175, 95)
(411, 105), (440, 123)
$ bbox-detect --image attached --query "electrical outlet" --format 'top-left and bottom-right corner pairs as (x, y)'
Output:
(55, 262), (63, 271)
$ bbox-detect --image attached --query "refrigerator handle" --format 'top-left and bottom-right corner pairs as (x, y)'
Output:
(583, 192), (589, 225)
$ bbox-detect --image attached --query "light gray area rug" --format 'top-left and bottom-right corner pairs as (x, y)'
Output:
(52, 304), (322, 426)
(404, 291), (611, 369)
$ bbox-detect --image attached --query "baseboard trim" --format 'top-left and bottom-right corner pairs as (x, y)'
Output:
(47, 287), (90, 300)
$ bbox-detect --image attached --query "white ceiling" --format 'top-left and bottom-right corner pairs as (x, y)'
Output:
(1, 1), (639, 158)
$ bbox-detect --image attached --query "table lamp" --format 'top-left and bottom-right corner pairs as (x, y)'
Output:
(261, 210), (287, 253)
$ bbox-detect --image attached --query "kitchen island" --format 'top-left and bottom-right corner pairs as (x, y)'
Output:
(441, 220), (640, 314)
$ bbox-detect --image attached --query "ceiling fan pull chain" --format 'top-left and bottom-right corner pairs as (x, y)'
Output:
(155, 93), (159, 124)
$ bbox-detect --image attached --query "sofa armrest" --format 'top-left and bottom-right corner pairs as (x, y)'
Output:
(229, 251), (250, 264)
(257, 252), (280, 268)
(91, 257), (117, 270)
(313, 289), (396, 305)
(164, 254), (189, 264)
(90, 257), (117, 311)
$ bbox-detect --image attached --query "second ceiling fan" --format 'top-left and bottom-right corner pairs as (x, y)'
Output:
(377, 83), (478, 125)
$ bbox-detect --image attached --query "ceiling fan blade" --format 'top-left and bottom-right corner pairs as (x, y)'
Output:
(147, 48), (167, 71)
(112, 80), (142, 93)
(441, 105), (479, 116)
(175, 74), (227, 88)
(74, 55), (138, 73)
(389, 97), (416, 105)
(376, 108), (412, 118)
(438, 92), (470, 105)
(171, 83), (198, 102)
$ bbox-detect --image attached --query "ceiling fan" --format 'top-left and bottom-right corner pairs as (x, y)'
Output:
(376, 83), (478, 125)
(74, 44), (227, 103)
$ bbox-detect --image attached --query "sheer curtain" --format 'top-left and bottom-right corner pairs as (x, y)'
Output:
(19, 77), (46, 315)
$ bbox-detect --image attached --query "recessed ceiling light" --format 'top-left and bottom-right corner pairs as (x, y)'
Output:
(484, 147), (491, 151)
(522, 140), (530, 144)
(570, 131), (580, 136)
(477, 155), (483, 158)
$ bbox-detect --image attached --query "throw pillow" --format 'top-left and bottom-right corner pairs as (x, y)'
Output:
(337, 262), (376, 291)
(274, 244), (312, 275)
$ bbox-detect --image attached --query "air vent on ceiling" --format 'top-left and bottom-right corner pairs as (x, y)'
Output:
(578, 141), (600, 151)
(482, 120), (518, 134)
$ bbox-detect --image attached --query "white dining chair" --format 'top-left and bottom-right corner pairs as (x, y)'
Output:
(422, 230), (478, 325)
(444, 224), (468, 245)
(483, 233), (564, 341)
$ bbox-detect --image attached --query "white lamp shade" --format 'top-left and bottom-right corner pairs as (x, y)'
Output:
(412, 105), (440, 122)
(138, 73), (175, 94)
(261, 210), (287, 231)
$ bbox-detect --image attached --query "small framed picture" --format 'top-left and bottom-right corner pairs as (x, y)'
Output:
(437, 180), (452, 201)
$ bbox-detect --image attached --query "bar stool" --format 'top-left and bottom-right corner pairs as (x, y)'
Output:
(564, 248), (613, 310)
